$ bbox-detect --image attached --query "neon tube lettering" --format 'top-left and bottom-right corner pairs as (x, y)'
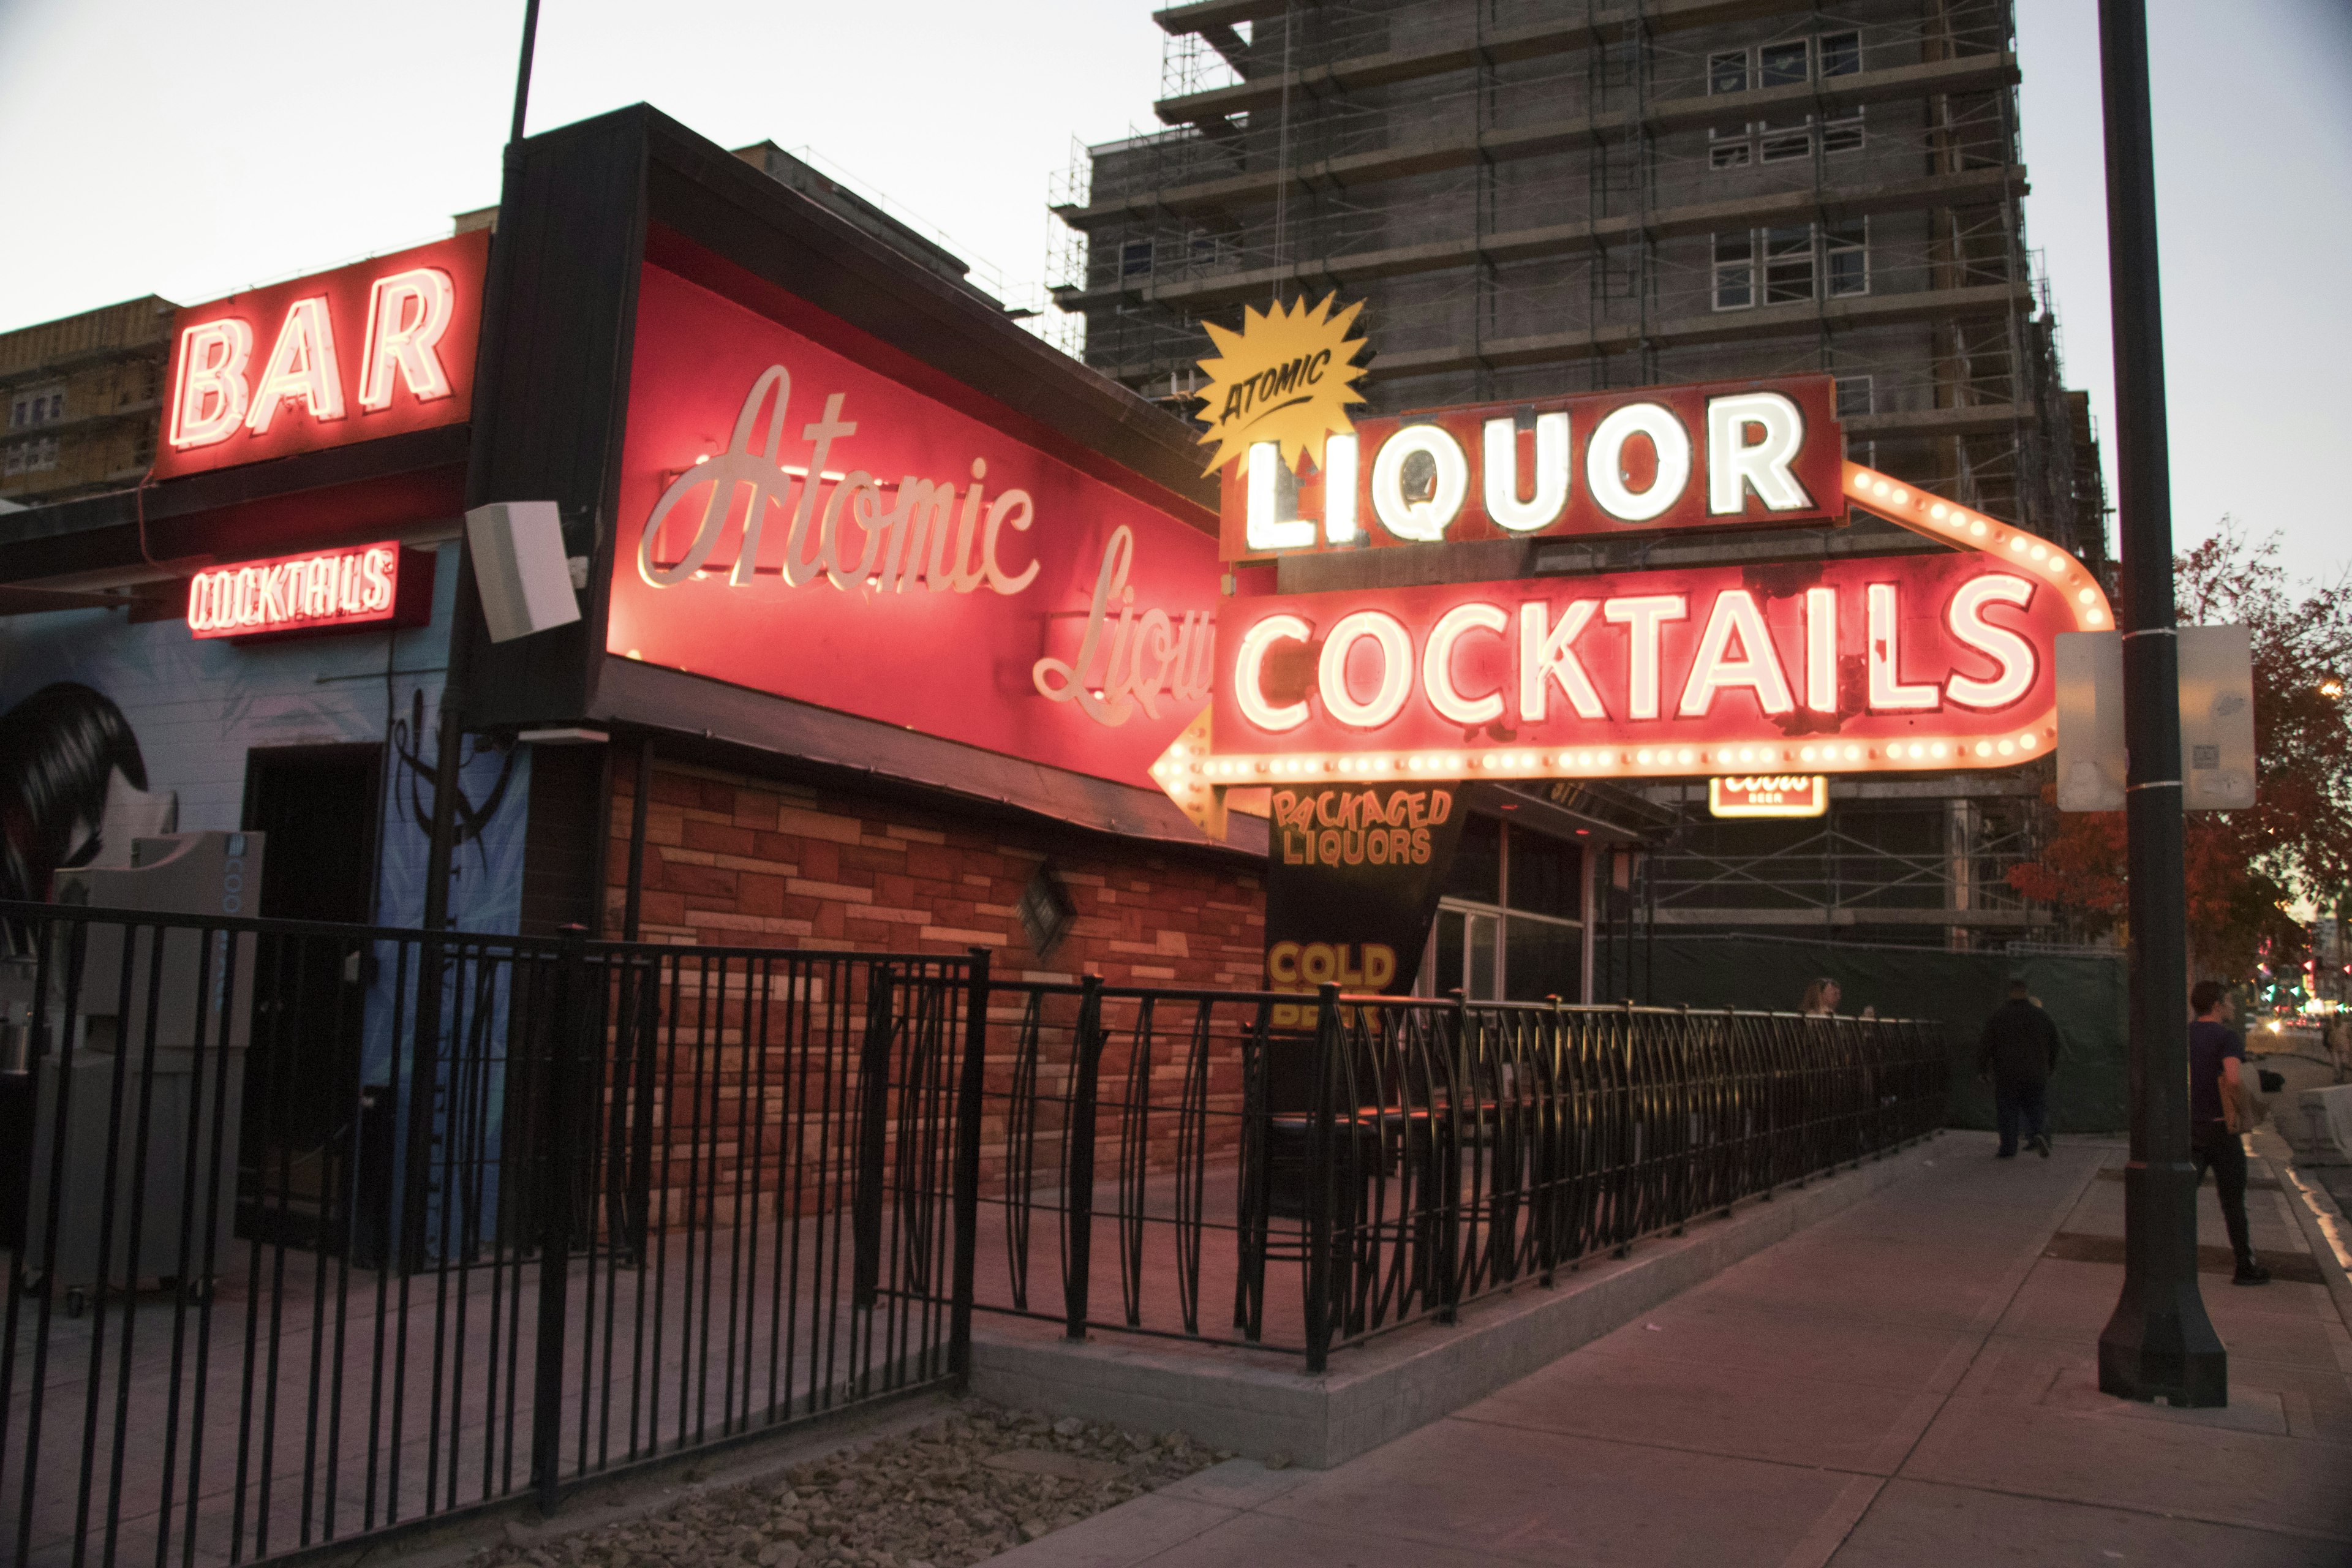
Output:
(1602, 594), (1689, 720)
(1234, 613), (1312, 732)
(1676, 589), (1795, 717)
(1518, 600), (1605, 721)
(1585, 402), (1691, 523)
(1866, 582), (1939, 711)
(168, 318), (254, 449)
(1321, 434), (1359, 543)
(244, 296), (345, 434)
(1423, 603), (1509, 725)
(357, 266), (457, 410)
(1706, 391), (1810, 514)
(1482, 412), (1572, 532)
(1943, 573), (2037, 709)
(1319, 610), (1414, 728)
(1246, 441), (1315, 551)
(1804, 586), (1838, 713)
(1368, 424), (1469, 541)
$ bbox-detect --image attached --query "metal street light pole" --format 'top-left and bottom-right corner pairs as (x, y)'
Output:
(2093, 0), (2226, 1408)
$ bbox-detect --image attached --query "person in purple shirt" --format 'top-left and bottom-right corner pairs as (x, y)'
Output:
(2188, 981), (2269, 1286)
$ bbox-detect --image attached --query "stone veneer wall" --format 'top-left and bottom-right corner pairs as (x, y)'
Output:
(608, 757), (1264, 982)
(601, 756), (1268, 1234)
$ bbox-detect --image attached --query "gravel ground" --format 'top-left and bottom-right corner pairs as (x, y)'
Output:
(473, 1404), (1231, 1568)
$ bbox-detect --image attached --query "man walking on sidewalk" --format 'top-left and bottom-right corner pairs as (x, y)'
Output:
(1980, 978), (2061, 1158)
(2189, 981), (2271, 1286)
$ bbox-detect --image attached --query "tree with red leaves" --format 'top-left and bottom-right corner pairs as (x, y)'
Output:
(2007, 524), (2352, 984)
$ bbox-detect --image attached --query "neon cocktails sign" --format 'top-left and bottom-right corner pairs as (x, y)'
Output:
(1155, 464), (2113, 824)
(187, 541), (421, 638)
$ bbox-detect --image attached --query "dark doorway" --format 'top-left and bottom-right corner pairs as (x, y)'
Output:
(239, 744), (382, 1248)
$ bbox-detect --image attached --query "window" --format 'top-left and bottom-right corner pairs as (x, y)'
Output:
(1443, 815), (1503, 905)
(1716, 224), (1861, 309)
(1826, 219), (1869, 296)
(1835, 375), (1875, 420)
(1764, 225), (1815, 303)
(1712, 31), (1866, 168)
(9, 383), (64, 430)
(1759, 121), (1813, 162)
(1119, 238), (1153, 279)
(1712, 230), (1757, 310)
(1759, 39), (1810, 87)
(1427, 818), (1586, 1003)
(1820, 31), (1866, 157)
(2, 436), (56, 477)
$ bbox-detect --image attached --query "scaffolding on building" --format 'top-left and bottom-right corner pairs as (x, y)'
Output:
(1049, 0), (2108, 949)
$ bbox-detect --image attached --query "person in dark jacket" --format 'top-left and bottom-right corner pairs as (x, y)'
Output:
(1979, 979), (2062, 1158)
(2188, 981), (2269, 1285)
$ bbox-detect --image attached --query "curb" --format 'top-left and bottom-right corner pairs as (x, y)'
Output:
(2254, 1130), (2352, 1335)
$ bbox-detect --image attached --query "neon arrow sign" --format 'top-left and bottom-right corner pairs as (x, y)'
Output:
(1155, 463), (2111, 835)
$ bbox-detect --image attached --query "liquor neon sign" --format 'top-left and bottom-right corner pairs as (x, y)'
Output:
(154, 233), (486, 481)
(1156, 463), (2113, 831)
(1221, 375), (1845, 562)
(187, 541), (431, 639)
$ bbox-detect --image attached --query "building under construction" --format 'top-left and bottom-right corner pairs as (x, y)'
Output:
(1052, 0), (2106, 952)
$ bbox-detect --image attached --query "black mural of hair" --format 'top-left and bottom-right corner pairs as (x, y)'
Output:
(0, 680), (149, 906)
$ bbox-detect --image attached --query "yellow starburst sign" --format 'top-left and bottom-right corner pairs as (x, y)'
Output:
(1194, 293), (1368, 477)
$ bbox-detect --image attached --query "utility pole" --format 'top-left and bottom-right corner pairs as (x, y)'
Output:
(2093, 0), (2226, 1407)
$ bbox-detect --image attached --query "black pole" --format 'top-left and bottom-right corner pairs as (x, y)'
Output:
(2093, 0), (2226, 1408)
(509, 0), (543, 149)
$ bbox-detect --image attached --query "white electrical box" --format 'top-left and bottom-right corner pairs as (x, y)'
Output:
(2052, 626), (2256, 812)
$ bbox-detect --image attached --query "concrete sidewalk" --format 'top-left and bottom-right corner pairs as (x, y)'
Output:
(989, 1132), (2352, 1567)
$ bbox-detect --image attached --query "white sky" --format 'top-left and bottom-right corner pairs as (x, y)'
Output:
(2, 0), (2344, 576)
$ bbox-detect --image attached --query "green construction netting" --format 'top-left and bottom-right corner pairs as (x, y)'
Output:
(1640, 935), (2129, 1134)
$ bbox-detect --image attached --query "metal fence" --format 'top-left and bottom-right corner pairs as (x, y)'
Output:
(1, 902), (1943, 1566)
(0, 903), (982, 1568)
(967, 980), (1945, 1371)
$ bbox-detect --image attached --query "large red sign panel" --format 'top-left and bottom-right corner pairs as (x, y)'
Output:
(1218, 375), (1843, 563)
(608, 263), (1221, 790)
(154, 232), (487, 481)
(1205, 546), (2097, 782)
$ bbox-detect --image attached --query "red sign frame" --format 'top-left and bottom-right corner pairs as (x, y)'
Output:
(154, 232), (487, 482)
(1218, 375), (1844, 563)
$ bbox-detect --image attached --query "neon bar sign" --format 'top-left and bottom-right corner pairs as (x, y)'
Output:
(154, 232), (487, 482)
(1156, 464), (2113, 829)
(1221, 375), (1843, 562)
(187, 541), (422, 638)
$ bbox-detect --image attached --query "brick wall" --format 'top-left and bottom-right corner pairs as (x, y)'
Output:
(608, 756), (1265, 984)
(600, 756), (1270, 1239)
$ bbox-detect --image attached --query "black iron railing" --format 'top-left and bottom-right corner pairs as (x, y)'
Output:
(1, 900), (1943, 1566)
(0, 903), (982, 1568)
(969, 980), (1945, 1371)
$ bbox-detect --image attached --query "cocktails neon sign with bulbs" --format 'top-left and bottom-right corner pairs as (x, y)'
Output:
(1155, 462), (2112, 834)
